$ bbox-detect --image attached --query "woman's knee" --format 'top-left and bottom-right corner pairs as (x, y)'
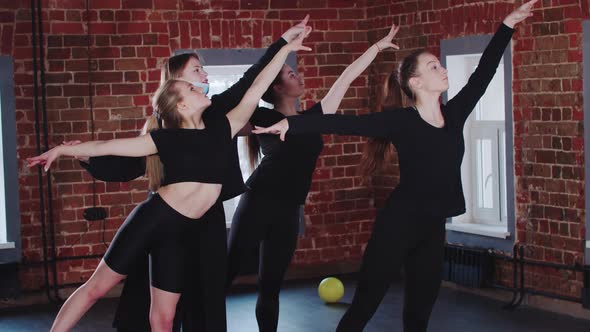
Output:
(149, 308), (176, 331)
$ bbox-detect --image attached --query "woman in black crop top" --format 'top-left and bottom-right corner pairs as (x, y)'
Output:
(27, 29), (312, 332)
(225, 24), (401, 332)
(59, 17), (312, 332)
(254, 3), (535, 331)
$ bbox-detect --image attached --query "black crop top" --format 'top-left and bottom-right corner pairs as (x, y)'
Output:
(149, 114), (232, 186)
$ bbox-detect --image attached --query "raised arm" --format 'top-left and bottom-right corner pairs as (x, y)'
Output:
(252, 109), (400, 141)
(210, 15), (310, 113)
(447, 0), (535, 125)
(226, 28), (312, 137)
(321, 24), (400, 114)
(27, 135), (157, 172)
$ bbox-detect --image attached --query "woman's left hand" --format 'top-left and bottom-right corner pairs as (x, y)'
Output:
(252, 119), (290, 141)
(503, 0), (537, 29)
(281, 14), (311, 42)
(285, 25), (313, 53)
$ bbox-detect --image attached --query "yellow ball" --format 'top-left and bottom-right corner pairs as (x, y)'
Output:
(318, 277), (344, 303)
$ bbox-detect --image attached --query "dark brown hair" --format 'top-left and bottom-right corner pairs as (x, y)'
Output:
(358, 49), (427, 177)
(246, 70), (285, 170)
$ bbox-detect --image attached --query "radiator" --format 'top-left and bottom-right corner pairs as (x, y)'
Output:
(443, 244), (493, 288)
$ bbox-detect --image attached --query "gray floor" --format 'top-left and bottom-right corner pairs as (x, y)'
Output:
(1, 278), (589, 331)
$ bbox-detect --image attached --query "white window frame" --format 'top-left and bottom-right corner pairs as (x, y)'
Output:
(205, 64), (273, 227)
(445, 53), (510, 238)
(0, 56), (20, 263)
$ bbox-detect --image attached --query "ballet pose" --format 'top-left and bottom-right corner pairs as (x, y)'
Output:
(253, 2), (535, 331)
(226, 24), (400, 332)
(27, 30), (311, 332)
(66, 17), (311, 332)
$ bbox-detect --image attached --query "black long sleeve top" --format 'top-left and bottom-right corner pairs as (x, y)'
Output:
(285, 23), (514, 217)
(246, 103), (324, 204)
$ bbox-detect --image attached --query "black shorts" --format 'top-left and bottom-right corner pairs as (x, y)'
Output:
(104, 193), (199, 293)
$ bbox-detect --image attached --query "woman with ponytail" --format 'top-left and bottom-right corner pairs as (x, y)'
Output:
(28, 28), (311, 332)
(253, 3), (535, 331)
(226, 23), (400, 332)
(357, 72), (403, 180)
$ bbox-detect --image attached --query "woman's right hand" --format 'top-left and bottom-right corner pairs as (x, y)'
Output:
(252, 118), (290, 141)
(374, 23), (400, 52)
(27, 146), (63, 172)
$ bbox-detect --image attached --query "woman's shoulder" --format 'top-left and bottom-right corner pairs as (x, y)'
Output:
(380, 105), (413, 118)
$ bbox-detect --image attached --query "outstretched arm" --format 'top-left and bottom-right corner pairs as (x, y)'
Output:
(226, 27), (312, 137)
(252, 110), (399, 141)
(447, 0), (536, 125)
(321, 24), (400, 114)
(27, 135), (157, 172)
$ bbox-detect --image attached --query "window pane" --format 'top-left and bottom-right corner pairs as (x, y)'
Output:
(205, 64), (271, 224)
(0, 87), (6, 243)
(447, 54), (505, 122)
(476, 138), (494, 209)
(500, 130), (507, 221)
(475, 63), (505, 122)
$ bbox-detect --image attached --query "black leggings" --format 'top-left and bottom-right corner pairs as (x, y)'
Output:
(227, 190), (301, 332)
(111, 197), (228, 332)
(180, 201), (228, 332)
(104, 193), (195, 293)
(336, 203), (446, 332)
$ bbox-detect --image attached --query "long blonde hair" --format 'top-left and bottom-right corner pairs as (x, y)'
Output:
(139, 52), (201, 190)
(144, 79), (185, 191)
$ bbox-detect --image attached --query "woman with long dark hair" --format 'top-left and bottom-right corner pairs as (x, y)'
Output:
(253, 2), (536, 331)
(226, 24), (400, 332)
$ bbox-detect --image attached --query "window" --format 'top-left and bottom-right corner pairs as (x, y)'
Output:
(0, 85), (6, 244)
(0, 56), (21, 263)
(447, 54), (507, 227)
(441, 34), (515, 250)
(204, 64), (272, 225)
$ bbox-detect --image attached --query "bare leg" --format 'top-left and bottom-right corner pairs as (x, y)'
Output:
(50, 259), (125, 332)
(150, 286), (181, 332)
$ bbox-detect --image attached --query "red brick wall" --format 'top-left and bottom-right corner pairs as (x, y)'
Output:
(510, 0), (587, 298)
(0, 0), (587, 301)
(2, 0), (376, 290)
